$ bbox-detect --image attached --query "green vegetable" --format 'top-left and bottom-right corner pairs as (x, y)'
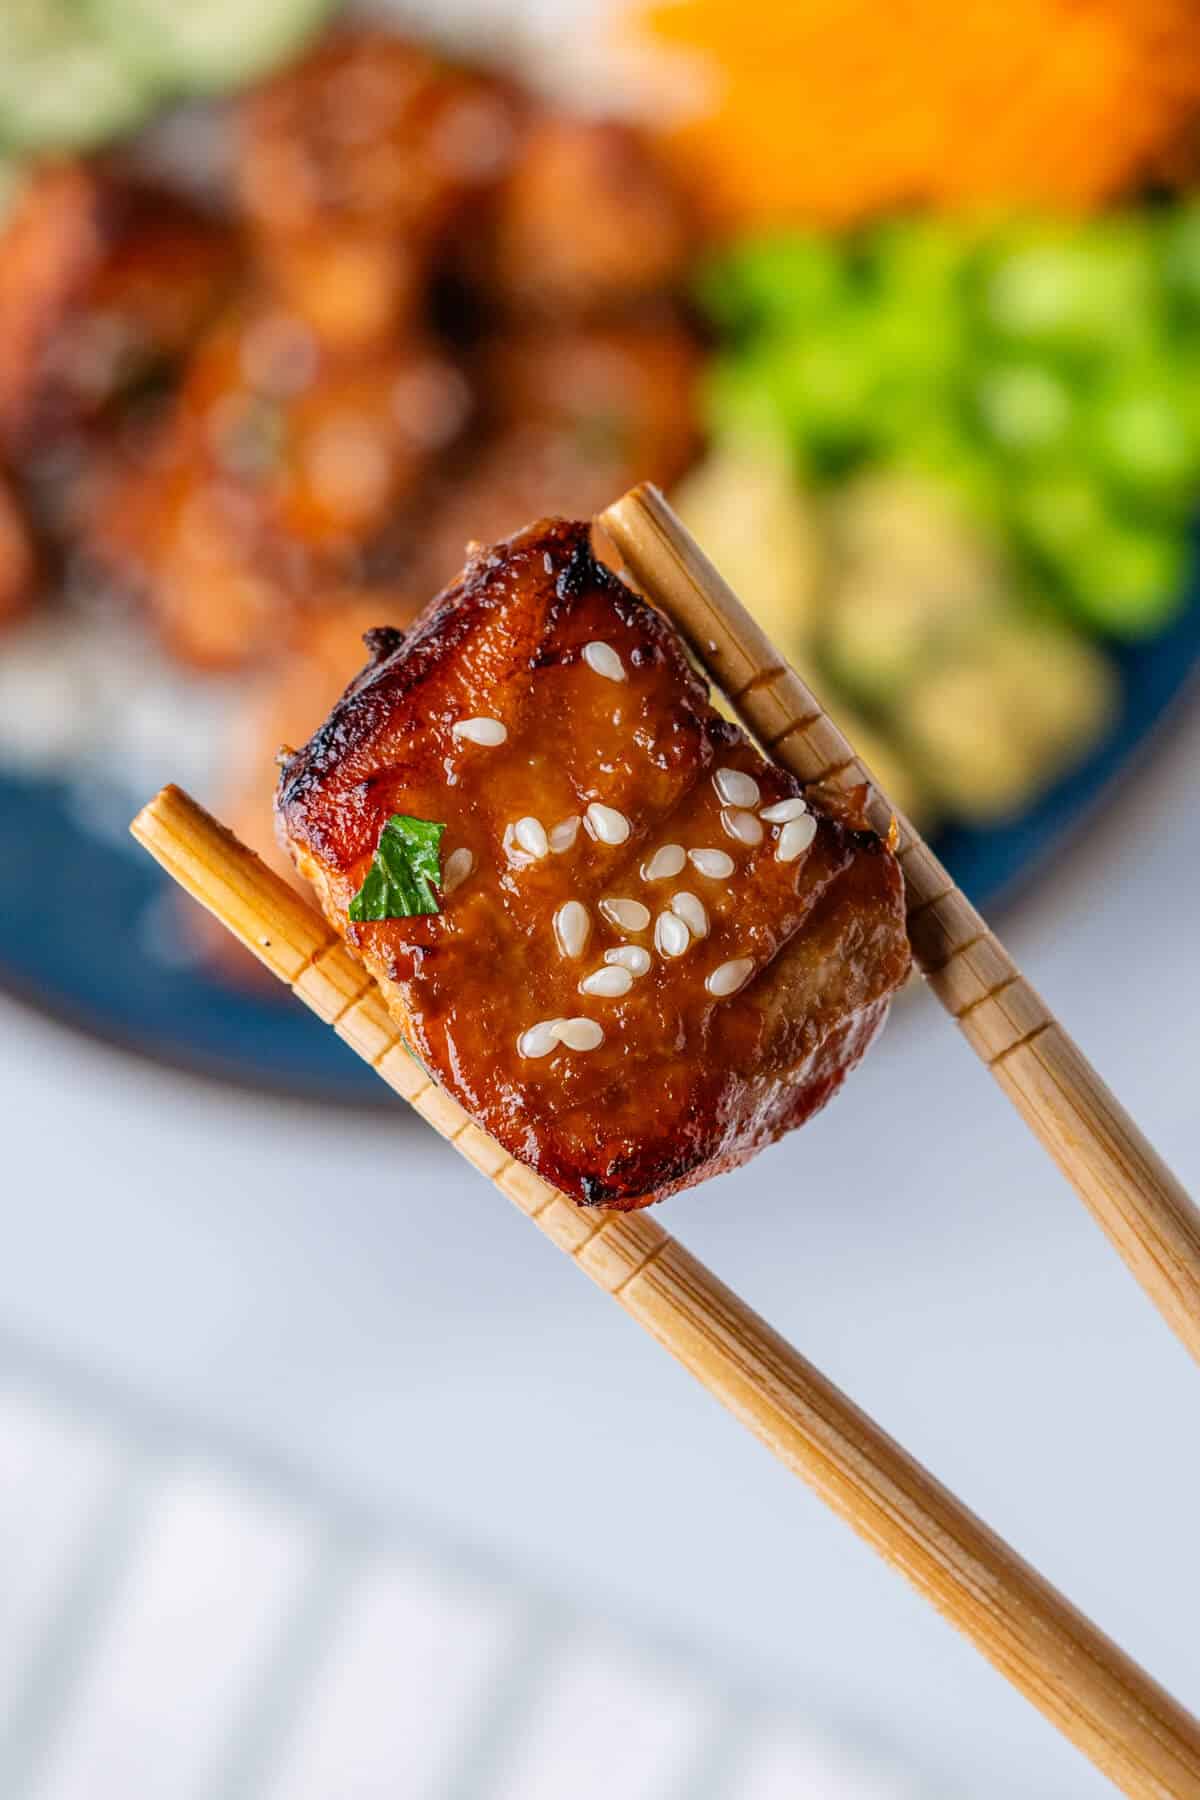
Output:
(88, 0), (334, 95)
(1085, 372), (1197, 516)
(1162, 203), (1200, 315)
(696, 207), (1199, 648)
(771, 316), (885, 468)
(703, 351), (796, 453)
(862, 215), (980, 316)
(1010, 467), (1111, 564)
(977, 220), (1159, 359)
(887, 422), (1007, 526)
(694, 232), (852, 338)
(0, 0), (156, 151)
(1056, 519), (1188, 637)
(973, 360), (1076, 459)
(348, 815), (446, 922)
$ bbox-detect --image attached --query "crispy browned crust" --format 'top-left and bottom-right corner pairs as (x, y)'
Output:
(279, 516), (910, 1206)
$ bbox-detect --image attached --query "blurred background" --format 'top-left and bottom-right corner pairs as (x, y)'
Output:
(1, 0), (1198, 1793)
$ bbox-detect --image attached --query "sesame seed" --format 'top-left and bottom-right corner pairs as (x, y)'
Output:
(600, 897), (650, 932)
(721, 808), (763, 847)
(517, 1020), (561, 1058)
(670, 891), (708, 938)
(582, 640), (626, 683)
(585, 802), (631, 846)
(557, 1017), (604, 1051)
(777, 815), (818, 861)
(714, 767), (760, 808)
(641, 843), (686, 881)
(514, 816), (549, 859)
(580, 965), (634, 997)
(760, 796), (808, 823)
(554, 899), (591, 959)
(453, 716), (506, 746)
(655, 912), (691, 958)
(706, 958), (755, 998)
(688, 848), (735, 879)
(442, 847), (475, 894)
(605, 945), (652, 975)
(548, 816), (580, 854)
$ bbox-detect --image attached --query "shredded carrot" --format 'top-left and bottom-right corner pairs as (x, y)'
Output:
(637, 0), (1200, 229)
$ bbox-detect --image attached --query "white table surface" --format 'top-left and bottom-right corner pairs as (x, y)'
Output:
(4, 696), (1198, 1797)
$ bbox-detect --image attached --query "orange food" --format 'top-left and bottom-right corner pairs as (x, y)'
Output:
(0, 473), (36, 626)
(639, 0), (1200, 227)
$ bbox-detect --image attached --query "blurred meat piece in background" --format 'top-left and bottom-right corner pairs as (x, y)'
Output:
(463, 115), (695, 316)
(0, 473), (37, 627)
(398, 319), (701, 597)
(235, 29), (520, 351)
(0, 160), (236, 452)
(0, 20), (704, 987)
(0, 164), (100, 450)
(482, 319), (701, 484)
(90, 314), (471, 667)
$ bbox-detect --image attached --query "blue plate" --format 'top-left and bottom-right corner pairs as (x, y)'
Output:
(2, 593), (1199, 1105)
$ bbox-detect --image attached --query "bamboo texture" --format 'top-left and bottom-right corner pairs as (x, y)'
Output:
(600, 484), (1200, 1370)
(131, 784), (1200, 1799)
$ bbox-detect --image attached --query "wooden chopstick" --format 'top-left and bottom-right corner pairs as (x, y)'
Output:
(600, 484), (1200, 1369)
(130, 784), (1200, 1798)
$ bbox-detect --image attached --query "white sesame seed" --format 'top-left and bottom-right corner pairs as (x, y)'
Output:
(760, 796), (809, 824)
(655, 912), (691, 958)
(585, 802), (631, 846)
(605, 945), (652, 976)
(688, 848), (735, 879)
(706, 957), (755, 998)
(453, 716), (506, 746)
(670, 891), (708, 938)
(517, 1020), (561, 1058)
(582, 640), (626, 683)
(641, 843), (686, 881)
(600, 897), (650, 932)
(721, 808), (763, 846)
(557, 1017), (605, 1051)
(554, 899), (591, 959)
(441, 847), (475, 895)
(514, 816), (549, 859)
(714, 766), (760, 808)
(548, 816), (580, 854)
(580, 965), (633, 997)
(777, 814), (818, 862)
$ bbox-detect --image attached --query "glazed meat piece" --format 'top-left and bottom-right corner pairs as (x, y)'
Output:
(278, 517), (910, 1207)
(0, 161), (235, 451)
(91, 310), (468, 667)
(465, 116), (695, 316)
(236, 30), (518, 350)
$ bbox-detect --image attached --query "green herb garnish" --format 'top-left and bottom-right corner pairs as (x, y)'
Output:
(348, 814), (446, 921)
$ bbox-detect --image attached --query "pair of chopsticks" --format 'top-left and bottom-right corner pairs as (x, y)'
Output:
(604, 487), (1200, 1372)
(131, 485), (1200, 1797)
